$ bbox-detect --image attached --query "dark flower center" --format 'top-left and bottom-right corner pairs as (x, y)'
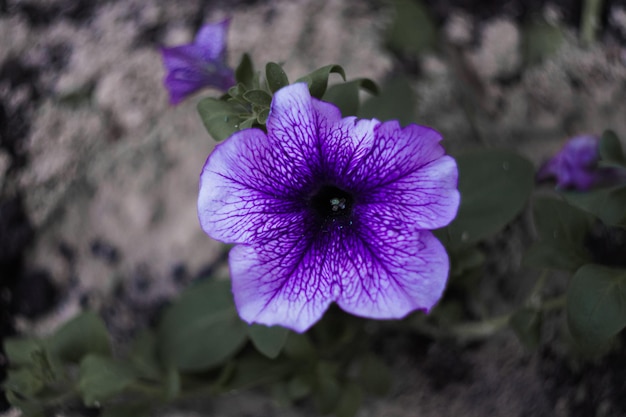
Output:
(309, 185), (354, 222)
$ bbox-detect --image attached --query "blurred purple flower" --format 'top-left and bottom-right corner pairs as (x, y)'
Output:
(198, 83), (460, 332)
(160, 20), (235, 105)
(537, 135), (624, 190)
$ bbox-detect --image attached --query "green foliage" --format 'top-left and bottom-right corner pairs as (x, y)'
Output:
(129, 330), (163, 380)
(296, 65), (346, 99)
(243, 89), (272, 107)
(334, 383), (363, 417)
(563, 185), (626, 228)
(5, 391), (44, 417)
(580, 0), (604, 45)
(358, 75), (416, 125)
(198, 61), (378, 142)
(312, 361), (341, 414)
(47, 311), (111, 362)
(567, 264), (626, 352)
(509, 307), (542, 350)
(283, 332), (317, 360)
(4, 338), (43, 367)
(78, 354), (137, 406)
(235, 53), (255, 89)
(286, 374), (313, 400)
(386, 0), (437, 55)
(248, 324), (290, 359)
(5, 368), (45, 398)
(449, 246), (485, 279)
(439, 149), (534, 248)
(322, 78), (378, 117)
(219, 352), (292, 391)
(358, 354), (392, 396)
(598, 130), (626, 168)
(265, 62), (289, 93)
(560, 130), (626, 228)
(197, 97), (248, 142)
(524, 197), (593, 271)
(101, 404), (151, 417)
(158, 279), (248, 372)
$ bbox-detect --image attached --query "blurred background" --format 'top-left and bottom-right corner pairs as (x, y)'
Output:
(1, 0), (626, 415)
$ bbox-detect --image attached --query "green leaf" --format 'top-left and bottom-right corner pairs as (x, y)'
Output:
(567, 264), (626, 351)
(101, 404), (152, 417)
(313, 361), (341, 414)
(4, 338), (43, 366)
(165, 365), (180, 400)
(509, 307), (542, 350)
(287, 374), (313, 400)
(129, 330), (162, 380)
(524, 197), (593, 271)
(522, 19), (565, 65)
(265, 62), (289, 93)
(78, 354), (136, 407)
(243, 89), (272, 107)
(598, 130), (626, 168)
(283, 333), (316, 360)
(197, 98), (247, 141)
(248, 324), (289, 359)
(47, 311), (110, 363)
(563, 185), (626, 228)
(297, 65), (346, 99)
(228, 83), (243, 99)
(335, 383), (363, 417)
(386, 0), (437, 55)
(322, 78), (378, 117)
(449, 246), (485, 278)
(221, 352), (291, 391)
(239, 117), (256, 129)
(358, 354), (391, 396)
(235, 53), (255, 89)
(157, 279), (248, 372)
(257, 108), (270, 124)
(5, 368), (44, 397)
(30, 348), (65, 384)
(5, 390), (44, 417)
(358, 75), (416, 125)
(441, 150), (534, 247)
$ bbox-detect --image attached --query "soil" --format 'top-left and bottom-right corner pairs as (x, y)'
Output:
(1, 0), (626, 416)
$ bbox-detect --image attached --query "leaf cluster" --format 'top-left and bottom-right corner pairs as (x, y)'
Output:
(523, 130), (626, 353)
(5, 280), (392, 417)
(197, 56), (378, 142)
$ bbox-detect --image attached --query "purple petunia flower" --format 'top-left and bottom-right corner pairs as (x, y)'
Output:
(537, 135), (624, 190)
(160, 19), (236, 105)
(198, 83), (460, 332)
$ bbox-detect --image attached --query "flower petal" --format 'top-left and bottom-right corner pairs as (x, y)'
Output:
(348, 121), (447, 188)
(317, 115), (379, 184)
(161, 46), (234, 104)
(265, 83), (324, 177)
(336, 218), (449, 319)
(319, 118), (459, 230)
(363, 155), (459, 230)
(194, 20), (230, 60)
(229, 226), (336, 332)
(198, 128), (311, 244)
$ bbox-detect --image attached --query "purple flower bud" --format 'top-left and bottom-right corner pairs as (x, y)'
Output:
(160, 19), (236, 105)
(538, 135), (624, 191)
(198, 83), (460, 332)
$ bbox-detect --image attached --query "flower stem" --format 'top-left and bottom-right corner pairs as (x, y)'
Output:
(581, 0), (604, 46)
(453, 294), (567, 343)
